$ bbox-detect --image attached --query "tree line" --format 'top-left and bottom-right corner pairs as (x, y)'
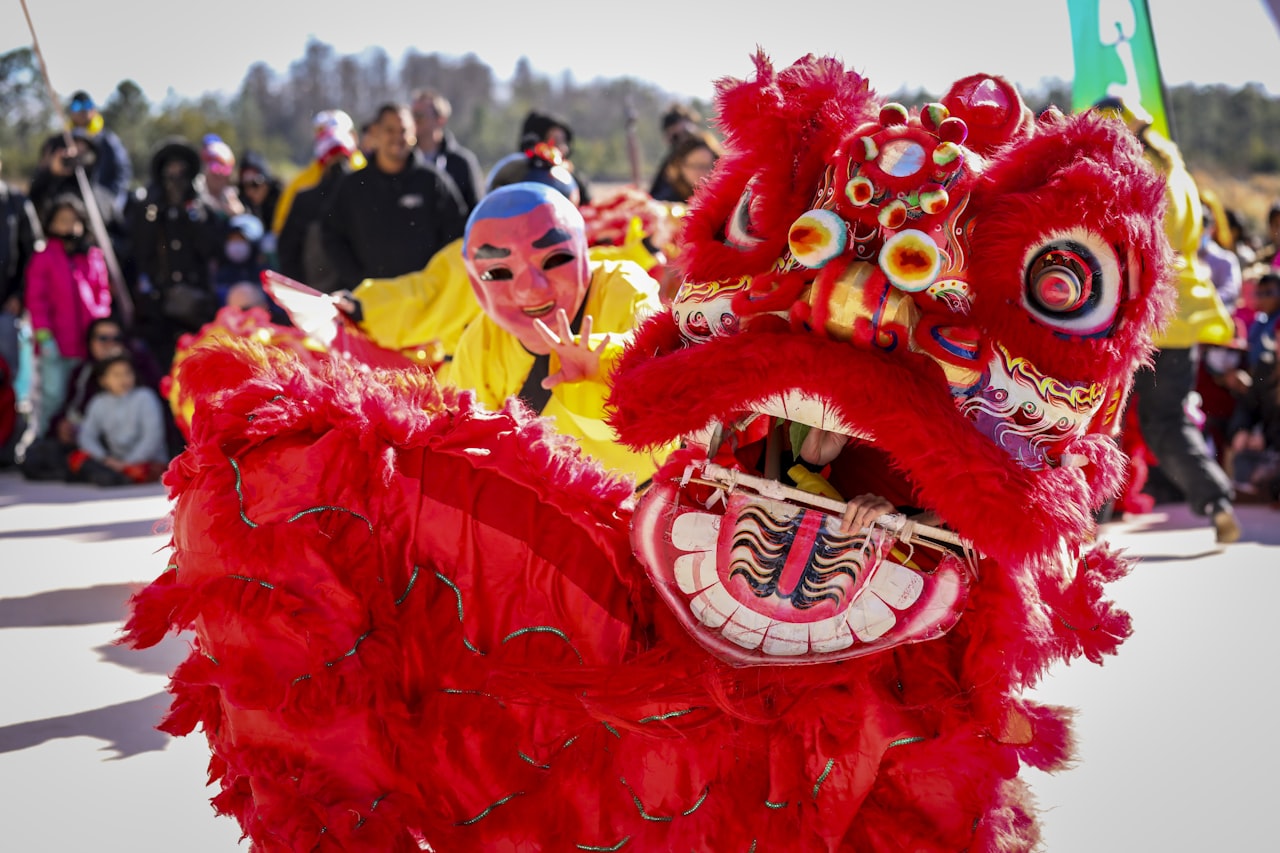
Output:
(2, 38), (1278, 194)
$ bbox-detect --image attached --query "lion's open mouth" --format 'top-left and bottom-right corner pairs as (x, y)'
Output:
(631, 382), (976, 667)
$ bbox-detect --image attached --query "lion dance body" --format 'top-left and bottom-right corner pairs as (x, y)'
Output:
(125, 54), (1172, 851)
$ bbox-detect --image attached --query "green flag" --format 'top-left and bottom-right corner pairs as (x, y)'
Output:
(1066, 0), (1171, 139)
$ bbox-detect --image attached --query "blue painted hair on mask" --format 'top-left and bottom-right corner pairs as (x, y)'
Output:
(464, 183), (583, 256)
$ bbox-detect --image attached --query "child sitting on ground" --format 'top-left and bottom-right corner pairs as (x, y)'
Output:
(68, 353), (169, 486)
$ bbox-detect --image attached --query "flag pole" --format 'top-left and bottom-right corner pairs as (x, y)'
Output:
(19, 0), (134, 327)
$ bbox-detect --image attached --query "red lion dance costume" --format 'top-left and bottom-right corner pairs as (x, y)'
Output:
(125, 54), (1172, 852)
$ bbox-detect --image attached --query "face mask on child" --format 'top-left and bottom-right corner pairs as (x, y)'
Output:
(48, 231), (89, 255)
(225, 239), (253, 264)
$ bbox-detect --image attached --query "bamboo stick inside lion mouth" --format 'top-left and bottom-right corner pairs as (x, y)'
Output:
(693, 461), (972, 552)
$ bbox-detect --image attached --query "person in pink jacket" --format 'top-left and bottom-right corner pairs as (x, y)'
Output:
(25, 193), (112, 431)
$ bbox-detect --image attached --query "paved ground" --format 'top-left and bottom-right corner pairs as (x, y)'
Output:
(1, 468), (1276, 851)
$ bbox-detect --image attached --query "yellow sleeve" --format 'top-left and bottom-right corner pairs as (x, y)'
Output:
(351, 239), (482, 356)
(440, 317), (533, 410)
(1147, 140), (1234, 349)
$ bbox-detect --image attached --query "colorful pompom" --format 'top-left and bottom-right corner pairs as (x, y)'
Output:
(879, 228), (941, 291)
(845, 175), (875, 207)
(788, 209), (849, 268)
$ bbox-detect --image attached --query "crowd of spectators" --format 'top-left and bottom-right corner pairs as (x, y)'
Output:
(0, 89), (715, 488)
(2, 84), (1277, 530)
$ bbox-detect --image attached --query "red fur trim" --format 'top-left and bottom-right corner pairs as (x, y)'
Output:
(1039, 541), (1136, 665)
(966, 110), (1175, 381)
(679, 52), (876, 284)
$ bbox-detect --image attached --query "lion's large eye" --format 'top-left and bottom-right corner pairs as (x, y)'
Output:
(1021, 230), (1121, 337)
(725, 182), (765, 250)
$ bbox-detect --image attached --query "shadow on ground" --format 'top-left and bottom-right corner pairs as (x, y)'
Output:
(0, 583), (142, 628)
(0, 472), (167, 507)
(95, 632), (191, 677)
(0, 517), (170, 542)
(0, 692), (175, 759)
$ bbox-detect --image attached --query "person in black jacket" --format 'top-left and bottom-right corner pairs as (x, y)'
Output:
(0, 150), (41, 318)
(321, 103), (467, 292)
(412, 89), (485, 217)
(277, 129), (357, 293)
(131, 139), (224, 370)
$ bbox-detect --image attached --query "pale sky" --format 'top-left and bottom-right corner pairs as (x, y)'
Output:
(2, 0), (1279, 109)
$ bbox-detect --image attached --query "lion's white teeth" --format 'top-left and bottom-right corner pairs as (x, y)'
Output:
(674, 550), (717, 595)
(846, 594), (896, 641)
(720, 605), (772, 650)
(868, 561), (924, 610)
(690, 581), (739, 629)
(808, 613), (855, 652)
(761, 621), (810, 656)
(671, 511), (721, 552)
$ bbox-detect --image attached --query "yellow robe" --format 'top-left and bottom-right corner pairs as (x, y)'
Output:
(1143, 129), (1235, 349)
(351, 238), (480, 359)
(442, 259), (674, 484)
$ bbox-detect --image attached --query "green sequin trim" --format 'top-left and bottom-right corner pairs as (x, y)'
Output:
(518, 751), (550, 770)
(620, 777), (673, 823)
(887, 736), (927, 749)
(748, 843), (758, 853)
(602, 722), (622, 739)
(455, 791), (525, 826)
(286, 505), (373, 532)
(433, 570), (484, 654)
(764, 800), (788, 809)
(637, 708), (698, 724)
(811, 758), (835, 801)
(435, 570), (465, 620)
(618, 779), (709, 823)
(502, 625), (583, 664)
(227, 573), (275, 590)
(1056, 613), (1097, 632)
(203, 653), (220, 666)
(290, 631), (372, 685)
(355, 794), (387, 829)
(325, 630), (371, 666)
(228, 457), (258, 528)
(576, 838), (630, 851)
(395, 566), (420, 606)
(681, 786), (710, 816)
(441, 688), (505, 707)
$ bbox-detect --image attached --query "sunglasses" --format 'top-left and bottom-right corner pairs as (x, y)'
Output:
(69, 101), (93, 113)
(241, 175), (267, 187)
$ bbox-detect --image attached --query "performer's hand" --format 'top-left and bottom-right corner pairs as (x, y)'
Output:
(332, 291), (363, 322)
(535, 309), (610, 390)
(800, 427), (850, 467)
(839, 493), (895, 535)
